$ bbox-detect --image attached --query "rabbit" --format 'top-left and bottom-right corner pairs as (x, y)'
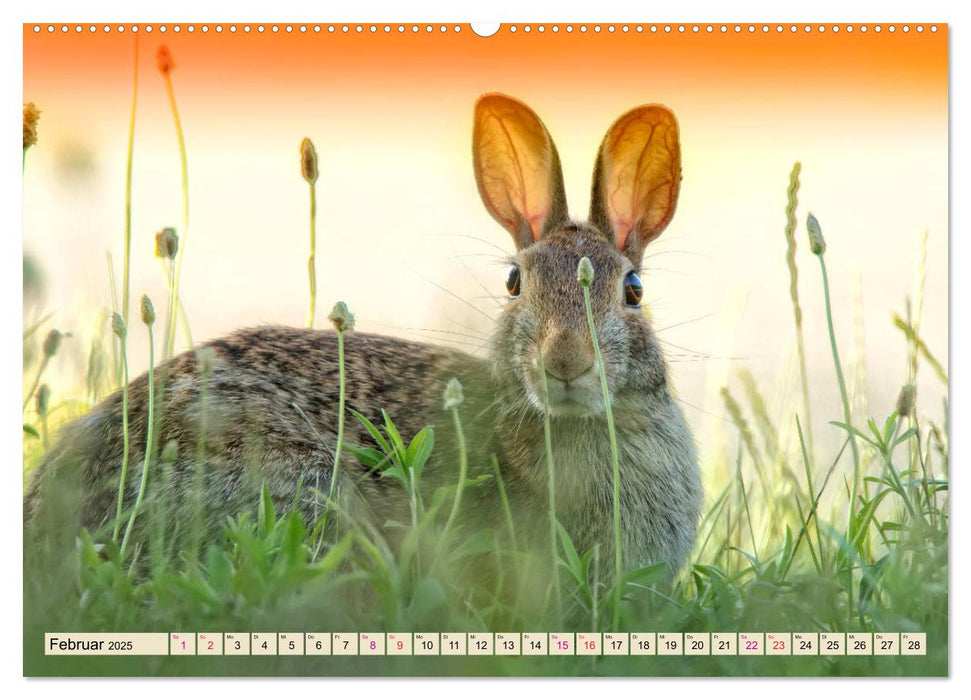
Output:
(24, 93), (702, 579)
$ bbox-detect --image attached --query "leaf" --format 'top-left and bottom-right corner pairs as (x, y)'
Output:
(316, 533), (354, 576)
(279, 511), (307, 567)
(348, 408), (392, 456)
(405, 427), (435, 481)
(257, 483), (275, 538)
(724, 546), (762, 576)
(409, 578), (449, 619)
(554, 520), (583, 581)
(381, 409), (407, 462)
(344, 444), (387, 470)
(206, 546), (234, 597)
(622, 562), (668, 586)
(858, 554), (890, 610)
(451, 529), (497, 560)
(893, 428), (917, 448)
(23, 423), (39, 438)
(829, 421), (878, 448)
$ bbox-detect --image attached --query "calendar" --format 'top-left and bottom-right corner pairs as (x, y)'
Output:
(21, 11), (949, 680)
(43, 632), (928, 657)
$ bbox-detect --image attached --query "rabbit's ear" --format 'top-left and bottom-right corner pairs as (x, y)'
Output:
(473, 94), (568, 249)
(589, 105), (681, 262)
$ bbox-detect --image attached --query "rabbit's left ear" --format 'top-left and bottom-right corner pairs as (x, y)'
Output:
(589, 105), (681, 263)
(473, 93), (568, 250)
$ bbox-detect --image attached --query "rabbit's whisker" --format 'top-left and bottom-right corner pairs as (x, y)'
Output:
(456, 251), (505, 310)
(655, 312), (717, 333)
(427, 232), (512, 257)
(407, 267), (497, 323)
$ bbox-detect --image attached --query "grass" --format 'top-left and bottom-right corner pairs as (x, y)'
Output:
(578, 256), (624, 632)
(119, 296), (157, 561)
(21, 46), (948, 676)
(22, 207), (948, 675)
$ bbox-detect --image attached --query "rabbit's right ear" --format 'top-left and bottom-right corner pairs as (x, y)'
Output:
(473, 94), (568, 250)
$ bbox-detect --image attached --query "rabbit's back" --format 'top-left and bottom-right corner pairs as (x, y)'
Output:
(25, 326), (489, 540)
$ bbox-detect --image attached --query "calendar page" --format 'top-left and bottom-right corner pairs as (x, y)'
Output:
(21, 18), (948, 678)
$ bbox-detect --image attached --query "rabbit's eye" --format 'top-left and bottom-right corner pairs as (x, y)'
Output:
(623, 271), (643, 306)
(505, 265), (522, 298)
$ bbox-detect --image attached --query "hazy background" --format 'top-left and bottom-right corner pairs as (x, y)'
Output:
(23, 24), (948, 474)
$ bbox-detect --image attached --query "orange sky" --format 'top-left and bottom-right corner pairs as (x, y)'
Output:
(24, 24), (947, 111)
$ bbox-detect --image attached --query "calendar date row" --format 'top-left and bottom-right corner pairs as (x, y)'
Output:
(46, 632), (927, 657)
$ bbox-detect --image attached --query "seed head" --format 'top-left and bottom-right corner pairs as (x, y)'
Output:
(444, 377), (464, 410)
(161, 439), (179, 464)
(896, 383), (916, 418)
(300, 138), (318, 185)
(807, 213), (826, 255)
(155, 227), (179, 260)
(328, 301), (355, 333)
(140, 295), (156, 326)
(577, 256), (595, 288)
(23, 102), (40, 150)
(157, 46), (175, 76)
(35, 384), (50, 415)
(43, 329), (62, 358)
(110, 312), (127, 339)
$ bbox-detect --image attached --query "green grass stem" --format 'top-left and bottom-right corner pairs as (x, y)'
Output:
(578, 257), (623, 631)
(307, 184), (317, 328)
(121, 319), (156, 560)
(536, 349), (563, 627)
(111, 328), (131, 543)
(327, 329), (347, 508)
(439, 400), (469, 553)
(162, 66), (190, 359)
(122, 35), (139, 332)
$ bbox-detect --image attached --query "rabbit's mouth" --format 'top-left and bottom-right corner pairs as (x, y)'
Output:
(525, 365), (608, 417)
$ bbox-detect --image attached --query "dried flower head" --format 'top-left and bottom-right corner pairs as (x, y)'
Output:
(896, 383), (916, 418)
(577, 256), (595, 288)
(161, 439), (179, 464)
(300, 138), (318, 185)
(23, 102), (41, 150)
(155, 227), (179, 260)
(140, 295), (156, 326)
(157, 46), (175, 76)
(807, 213), (826, 255)
(35, 384), (50, 415)
(43, 329), (62, 358)
(328, 301), (355, 333)
(444, 377), (464, 410)
(110, 312), (127, 339)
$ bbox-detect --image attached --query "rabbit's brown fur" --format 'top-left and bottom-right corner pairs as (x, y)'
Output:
(25, 93), (702, 576)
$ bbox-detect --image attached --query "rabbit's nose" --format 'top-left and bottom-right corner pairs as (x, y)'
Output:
(542, 328), (594, 382)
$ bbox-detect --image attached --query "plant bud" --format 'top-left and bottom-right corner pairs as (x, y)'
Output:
(157, 46), (175, 76)
(443, 377), (464, 410)
(110, 312), (126, 339)
(140, 295), (156, 326)
(23, 102), (40, 150)
(328, 301), (355, 333)
(896, 383), (916, 418)
(155, 227), (179, 260)
(577, 257), (594, 287)
(807, 213), (826, 255)
(43, 329), (62, 358)
(35, 384), (50, 415)
(300, 137), (318, 185)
